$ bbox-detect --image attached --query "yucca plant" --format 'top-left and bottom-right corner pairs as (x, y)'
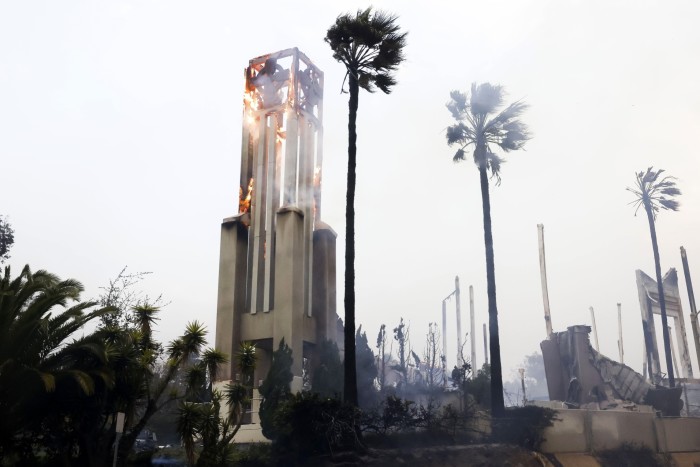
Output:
(628, 167), (681, 388)
(446, 83), (530, 416)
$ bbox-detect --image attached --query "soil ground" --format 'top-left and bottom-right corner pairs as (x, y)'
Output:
(303, 444), (549, 466)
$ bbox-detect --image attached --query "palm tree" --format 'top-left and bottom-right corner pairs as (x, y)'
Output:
(325, 7), (407, 406)
(0, 265), (113, 453)
(445, 84), (530, 416)
(628, 167), (681, 388)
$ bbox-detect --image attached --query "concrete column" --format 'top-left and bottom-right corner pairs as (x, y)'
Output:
(442, 300), (447, 369)
(637, 270), (661, 379)
(273, 206), (305, 379)
(455, 276), (463, 366)
(569, 325), (604, 404)
(483, 323), (489, 366)
(680, 247), (700, 374)
(312, 225), (337, 347)
(538, 224), (553, 336)
(470, 285), (476, 371)
(215, 216), (249, 381)
(589, 307), (599, 351)
(617, 303), (624, 364)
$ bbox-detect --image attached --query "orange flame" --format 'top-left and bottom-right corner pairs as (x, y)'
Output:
(239, 178), (254, 214)
(244, 90), (260, 125)
(313, 166), (321, 186)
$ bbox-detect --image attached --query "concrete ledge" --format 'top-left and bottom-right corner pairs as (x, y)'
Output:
(542, 408), (700, 454)
(655, 417), (700, 452)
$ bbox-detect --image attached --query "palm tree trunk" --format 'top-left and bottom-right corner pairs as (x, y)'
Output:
(645, 203), (675, 387)
(344, 74), (359, 406)
(479, 166), (504, 416)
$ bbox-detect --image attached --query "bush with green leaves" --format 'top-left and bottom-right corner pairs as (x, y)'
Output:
(311, 339), (343, 399)
(491, 405), (557, 450)
(259, 339), (293, 440)
(595, 442), (672, 467)
(272, 392), (362, 461)
(361, 395), (421, 436)
(465, 363), (492, 408)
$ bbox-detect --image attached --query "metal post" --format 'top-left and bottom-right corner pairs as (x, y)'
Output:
(455, 276), (463, 366)
(538, 224), (553, 336)
(113, 412), (125, 467)
(590, 306), (600, 351)
(442, 299), (447, 371)
(470, 285), (476, 371)
(669, 325), (680, 378)
(681, 247), (700, 372)
(483, 323), (489, 366)
(617, 303), (624, 364)
(519, 368), (526, 406)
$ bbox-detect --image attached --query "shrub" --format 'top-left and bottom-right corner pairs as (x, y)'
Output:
(595, 442), (672, 467)
(232, 443), (273, 467)
(491, 406), (557, 450)
(272, 392), (362, 461)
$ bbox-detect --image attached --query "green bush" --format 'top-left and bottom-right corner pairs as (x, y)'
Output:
(491, 406), (557, 450)
(361, 396), (479, 448)
(231, 443), (273, 467)
(272, 392), (362, 461)
(595, 442), (672, 467)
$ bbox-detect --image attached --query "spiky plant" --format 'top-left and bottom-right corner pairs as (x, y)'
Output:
(0, 265), (114, 445)
(628, 167), (681, 388)
(446, 83), (530, 416)
(326, 8), (407, 407)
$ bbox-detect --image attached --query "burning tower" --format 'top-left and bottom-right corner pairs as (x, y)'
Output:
(215, 49), (339, 396)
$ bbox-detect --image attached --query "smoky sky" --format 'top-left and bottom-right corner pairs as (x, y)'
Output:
(1, 0), (699, 381)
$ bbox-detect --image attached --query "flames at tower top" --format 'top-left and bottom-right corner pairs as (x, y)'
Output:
(243, 48), (323, 126)
(239, 48), (324, 221)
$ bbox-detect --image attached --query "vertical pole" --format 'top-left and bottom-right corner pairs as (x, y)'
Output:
(483, 323), (489, 366)
(113, 433), (121, 467)
(455, 276), (463, 366)
(617, 303), (624, 364)
(519, 368), (526, 406)
(442, 300), (447, 371)
(538, 224), (553, 336)
(669, 325), (680, 379)
(113, 412), (125, 467)
(681, 247), (700, 373)
(470, 285), (476, 371)
(590, 306), (600, 351)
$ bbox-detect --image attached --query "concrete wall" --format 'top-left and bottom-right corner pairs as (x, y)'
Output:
(542, 409), (700, 454)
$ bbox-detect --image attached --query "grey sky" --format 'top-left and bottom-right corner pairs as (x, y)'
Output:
(2, 1), (699, 383)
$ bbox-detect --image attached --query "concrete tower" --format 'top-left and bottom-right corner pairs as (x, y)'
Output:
(215, 48), (339, 396)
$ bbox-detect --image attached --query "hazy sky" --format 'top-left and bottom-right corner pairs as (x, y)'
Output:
(2, 1), (699, 385)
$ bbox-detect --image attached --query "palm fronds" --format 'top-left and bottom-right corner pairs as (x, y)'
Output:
(627, 167), (681, 218)
(325, 7), (407, 94)
(446, 83), (530, 179)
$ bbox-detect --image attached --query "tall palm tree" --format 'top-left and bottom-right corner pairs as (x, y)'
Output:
(628, 167), (681, 388)
(325, 7), (407, 406)
(445, 84), (530, 416)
